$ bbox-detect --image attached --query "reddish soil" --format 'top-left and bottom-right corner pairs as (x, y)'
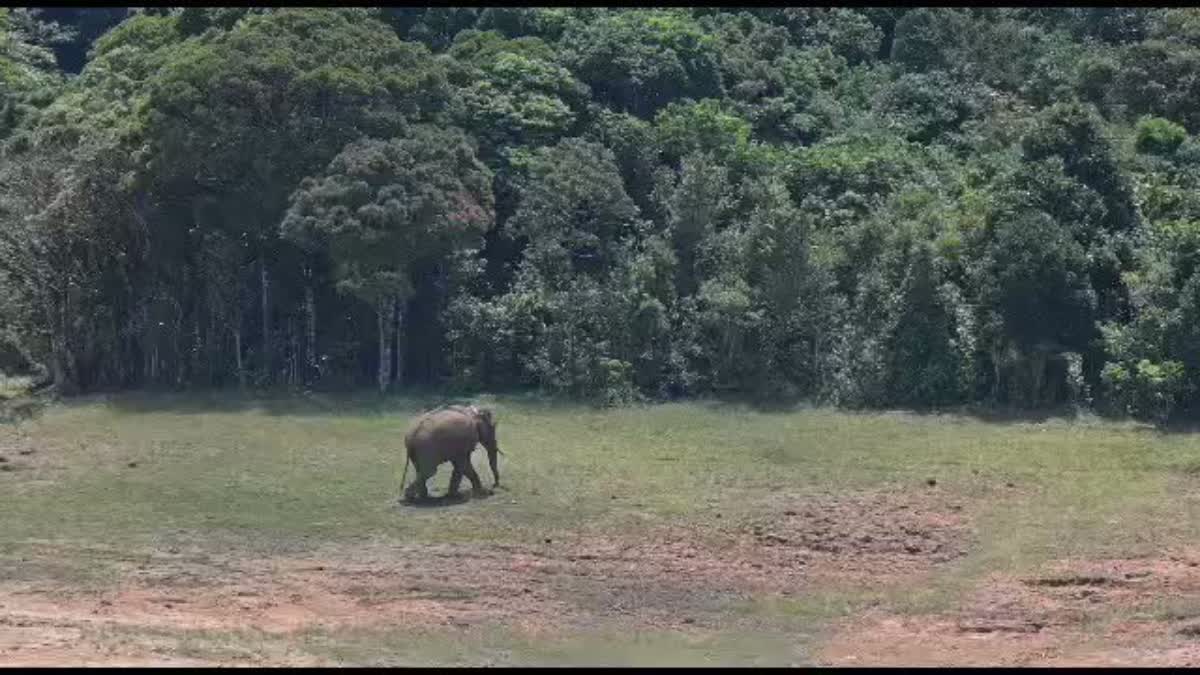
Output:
(0, 435), (48, 474)
(23, 482), (1194, 666)
(819, 553), (1200, 666)
(0, 486), (976, 665)
(736, 488), (974, 586)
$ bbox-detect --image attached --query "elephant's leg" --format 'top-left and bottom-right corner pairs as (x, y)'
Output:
(463, 462), (489, 496)
(405, 461), (435, 501)
(447, 459), (466, 498)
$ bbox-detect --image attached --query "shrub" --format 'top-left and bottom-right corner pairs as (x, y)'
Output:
(1101, 359), (1187, 422)
(1135, 116), (1188, 155)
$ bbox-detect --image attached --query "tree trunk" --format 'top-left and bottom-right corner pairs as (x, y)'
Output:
(813, 329), (822, 395)
(991, 343), (1003, 403)
(289, 317), (298, 386)
(234, 321), (245, 390)
(208, 300), (217, 386)
(58, 289), (78, 391)
(567, 320), (576, 396)
(391, 296), (402, 389)
(174, 304), (185, 387)
(305, 275), (317, 386)
(1031, 350), (1047, 410)
(142, 300), (151, 385)
(377, 299), (389, 394)
(113, 313), (124, 387)
(191, 313), (200, 387)
(260, 259), (270, 385)
(45, 297), (71, 393)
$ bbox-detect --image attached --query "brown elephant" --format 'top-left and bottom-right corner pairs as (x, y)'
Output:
(402, 405), (502, 502)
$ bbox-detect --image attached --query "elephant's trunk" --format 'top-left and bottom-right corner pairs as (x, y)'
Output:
(486, 444), (500, 487)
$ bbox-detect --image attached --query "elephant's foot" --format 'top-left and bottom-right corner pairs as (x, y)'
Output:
(472, 486), (493, 498)
(403, 487), (430, 504)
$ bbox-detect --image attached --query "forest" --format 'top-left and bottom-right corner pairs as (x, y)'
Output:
(1, 7), (1197, 420)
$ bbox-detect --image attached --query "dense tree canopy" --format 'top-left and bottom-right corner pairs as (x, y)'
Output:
(6, 7), (1200, 422)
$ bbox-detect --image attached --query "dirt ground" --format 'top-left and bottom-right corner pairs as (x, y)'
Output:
(818, 553), (1200, 666)
(3, 484), (1196, 665)
(0, 486), (971, 665)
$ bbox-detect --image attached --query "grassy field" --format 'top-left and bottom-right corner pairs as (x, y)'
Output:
(4, 391), (1200, 665)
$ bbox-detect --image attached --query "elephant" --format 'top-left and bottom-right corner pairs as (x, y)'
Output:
(402, 405), (502, 502)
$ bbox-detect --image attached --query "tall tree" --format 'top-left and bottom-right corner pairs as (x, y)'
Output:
(141, 8), (449, 385)
(282, 126), (494, 392)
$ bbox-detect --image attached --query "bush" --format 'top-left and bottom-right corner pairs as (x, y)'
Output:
(1136, 116), (1188, 155)
(1101, 359), (1186, 422)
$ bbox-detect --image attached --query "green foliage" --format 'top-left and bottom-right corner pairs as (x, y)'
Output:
(979, 208), (1096, 353)
(654, 98), (751, 167)
(451, 139), (672, 403)
(891, 8), (971, 73)
(31, 13), (182, 147)
(560, 9), (723, 118)
(1021, 102), (1139, 235)
(855, 192), (972, 407)
(144, 7), (448, 207)
(875, 70), (989, 145)
(1099, 218), (1200, 418)
(657, 151), (733, 297)
(1101, 359), (1186, 421)
(384, 7), (482, 52)
(176, 7), (263, 37)
(1115, 40), (1200, 133)
(476, 8), (575, 43)
(765, 8), (882, 66)
(13, 7), (1200, 419)
(1136, 116), (1188, 156)
(0, 9), (72, 140)
(282, 126), (494, 304)
(583, 108), (660, 209)
(448, 30), (588, 151)
(1064, 8), (1152, 45)
(788, 132), (936, 236)
(701, 12), (849, 145)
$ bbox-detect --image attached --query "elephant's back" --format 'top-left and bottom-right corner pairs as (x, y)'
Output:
(406, 409), (474, 448)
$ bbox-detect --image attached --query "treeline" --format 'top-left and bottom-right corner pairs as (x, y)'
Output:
(2, 7), (1200, 420)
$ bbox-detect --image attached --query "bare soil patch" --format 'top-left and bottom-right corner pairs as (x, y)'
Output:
(0, 442), (35, 473)
(818, 553), (1200, 666)
(0, 432), (68, 476)
(0, 486), (973, 665)
(0, 612), (232, 667)
(737, 487), (974, 586)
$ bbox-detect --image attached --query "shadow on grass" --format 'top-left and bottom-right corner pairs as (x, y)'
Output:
(693, 392), (1094, 426)
(81, 385), (629, 421)
(397, 491), (495, 509)
(39, 385), (1200, 437)
(92, 386), (520, 419)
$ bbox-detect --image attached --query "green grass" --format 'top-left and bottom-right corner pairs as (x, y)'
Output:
(0, 373), (33, 400)
(5, 391), (1200, 664)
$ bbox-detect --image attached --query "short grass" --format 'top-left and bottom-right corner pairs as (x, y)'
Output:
(5, 391), (1200, 664)
(0, 374), (33, 400)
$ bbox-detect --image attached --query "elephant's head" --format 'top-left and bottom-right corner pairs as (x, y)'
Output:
(472, 406), (502, 487)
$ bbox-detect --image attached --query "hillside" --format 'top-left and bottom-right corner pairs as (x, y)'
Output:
(1, 8), (1197, 420)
